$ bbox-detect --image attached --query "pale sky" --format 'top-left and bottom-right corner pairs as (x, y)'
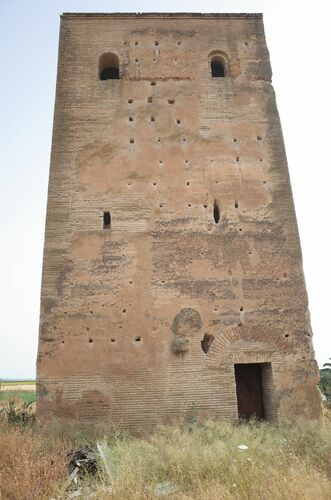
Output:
(0, 0), (330, 379)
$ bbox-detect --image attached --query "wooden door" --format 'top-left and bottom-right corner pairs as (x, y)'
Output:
(235, 363), (265, 420)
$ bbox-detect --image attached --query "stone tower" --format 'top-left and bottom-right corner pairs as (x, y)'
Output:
(37, 13), (322, 430)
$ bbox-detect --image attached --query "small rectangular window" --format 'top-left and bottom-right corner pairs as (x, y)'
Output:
(103, 211), (111, 229)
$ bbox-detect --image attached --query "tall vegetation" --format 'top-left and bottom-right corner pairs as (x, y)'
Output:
(0, 383), (330, 498)
(320, 358), (331, 406)
(0, 418), (330, 499)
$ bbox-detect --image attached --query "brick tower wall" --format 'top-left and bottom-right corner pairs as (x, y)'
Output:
(36, 13), (322, 431)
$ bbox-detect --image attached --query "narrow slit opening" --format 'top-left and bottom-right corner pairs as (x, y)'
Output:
(213, 201), (220, 224)
(103, 212), (111, 229)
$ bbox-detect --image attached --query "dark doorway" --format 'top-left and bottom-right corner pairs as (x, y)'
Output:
(234, 363), (265, 420)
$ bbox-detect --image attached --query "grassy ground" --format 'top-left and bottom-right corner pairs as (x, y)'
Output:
(0, 390), (35, 404)
(0, 410), (330, 500)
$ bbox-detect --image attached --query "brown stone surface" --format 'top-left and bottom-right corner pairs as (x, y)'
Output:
(36, 13), (322, 431)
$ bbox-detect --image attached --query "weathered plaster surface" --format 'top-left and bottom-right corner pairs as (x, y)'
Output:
(36, 13), (322, 431)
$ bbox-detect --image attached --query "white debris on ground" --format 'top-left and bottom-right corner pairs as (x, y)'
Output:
(66, 485), (113, 499)
(238, 444), (248, 450)
(155, 481), (180, 496)
(96, 441), (115, 481)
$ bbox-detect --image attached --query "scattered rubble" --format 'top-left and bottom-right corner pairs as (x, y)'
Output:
(68, 446), (98, 476)
(65, 443), (115, 498)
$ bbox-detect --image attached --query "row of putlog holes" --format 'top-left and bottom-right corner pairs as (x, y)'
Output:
(65, 334), (214, 355)
(126, 98), (264, 146)
(103, 200), (240, 229)
(61, 336), (142, 345)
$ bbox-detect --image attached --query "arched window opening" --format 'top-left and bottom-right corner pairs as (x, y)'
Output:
(211, 56), (225, 77)
(99, 53), (120, 80)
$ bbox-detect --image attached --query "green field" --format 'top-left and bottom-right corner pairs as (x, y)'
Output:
(0, 380), (36, 406)
(0, 390), (35, 405)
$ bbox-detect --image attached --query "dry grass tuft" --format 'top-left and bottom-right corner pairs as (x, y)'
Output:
(0, 423), (67, 500)
(94, 419), (331, 499)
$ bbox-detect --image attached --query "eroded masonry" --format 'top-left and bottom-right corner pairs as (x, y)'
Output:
(37, 13), (322, 430)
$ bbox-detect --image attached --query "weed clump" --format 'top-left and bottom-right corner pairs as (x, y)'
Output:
(0, 400), (35, 426)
